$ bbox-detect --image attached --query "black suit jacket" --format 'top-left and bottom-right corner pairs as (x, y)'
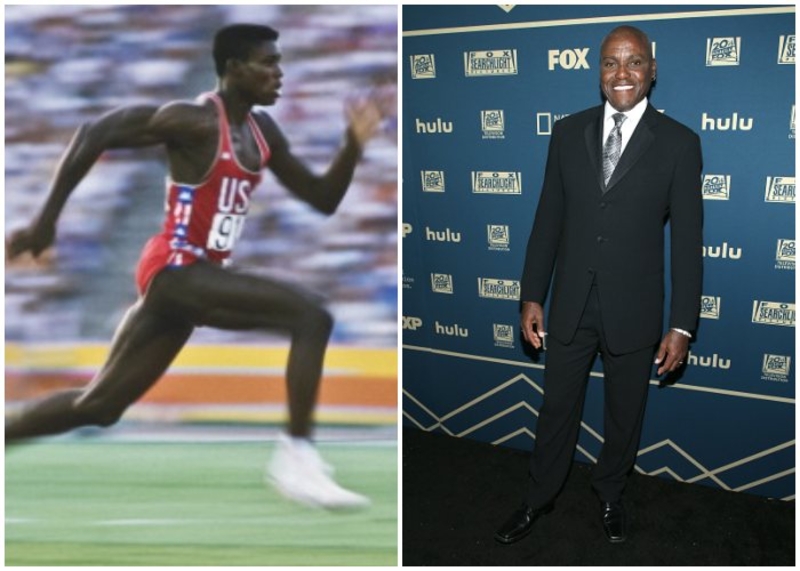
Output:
(520, 103), (703, 354)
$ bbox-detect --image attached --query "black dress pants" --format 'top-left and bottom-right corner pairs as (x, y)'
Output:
(526, 284), (656, 507)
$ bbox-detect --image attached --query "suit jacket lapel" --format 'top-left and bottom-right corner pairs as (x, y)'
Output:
(604, 105), (657, 193)
(584, 111), (605, 192)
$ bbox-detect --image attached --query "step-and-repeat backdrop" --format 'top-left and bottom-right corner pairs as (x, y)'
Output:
(402, 5), (795, 499)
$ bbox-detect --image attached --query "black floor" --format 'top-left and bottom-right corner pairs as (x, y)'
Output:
(402, 428), (795, 566)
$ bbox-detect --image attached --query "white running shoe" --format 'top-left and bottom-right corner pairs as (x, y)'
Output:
(266, 434), (371, 510)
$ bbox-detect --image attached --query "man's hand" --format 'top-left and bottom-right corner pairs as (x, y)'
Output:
(654, 330), (690, 375)
(345, 87), (393, 147)
(521, 301), (546, 349)
(7, 221), (55, 262)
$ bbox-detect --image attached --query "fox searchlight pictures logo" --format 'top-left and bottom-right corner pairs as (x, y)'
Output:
(478, 278), (520, 301)
(778, 34), (795, 64)
(464, 49), (518, 76)
(765, 177), (795, 203)
(471, 171), (522, 195)
(752, 301), (796, 327)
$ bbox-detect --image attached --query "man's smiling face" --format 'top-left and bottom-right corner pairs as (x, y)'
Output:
(600, 30), (656, 112)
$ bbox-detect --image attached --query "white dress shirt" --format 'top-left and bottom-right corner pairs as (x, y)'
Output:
(602, 97), (649, 154)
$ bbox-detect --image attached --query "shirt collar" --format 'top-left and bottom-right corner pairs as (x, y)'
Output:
(604, 97), (649, 125)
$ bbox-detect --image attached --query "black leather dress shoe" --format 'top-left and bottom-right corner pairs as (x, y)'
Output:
(601, 501), (627, 543)
(494, 502), (554, 544)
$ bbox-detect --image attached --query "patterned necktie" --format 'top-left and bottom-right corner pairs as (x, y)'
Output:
(602, 112), (627, 185)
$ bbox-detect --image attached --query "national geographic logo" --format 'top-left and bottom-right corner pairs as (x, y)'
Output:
(431, 273), (454, 294)
(464, 49), (518, 76)
(493, 323), (515, 348)
(536, 112), (570, 135)
(421, 170), (446, 193)
(700, 295), (721, 320)
(471, 171), (522, 195)
(762, 354), (792, 382)
(765, 176), (795, 203)
(702, 175), (731, 200)
(478, 278), (520, 300)
(778, 35), (795, 64)
(706, 37), (741, 66)
(752, 301), (795, 327)
(487, 224), (510, 251)
(410, 54), (436, 79)
(776, 239), (795, 270)
(481, 110), (505, 139)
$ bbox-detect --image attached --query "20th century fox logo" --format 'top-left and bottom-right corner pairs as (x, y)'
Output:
(702, 175), (730, 200)
(700, 296), (721, 319)
(431, 273), (454, 294)
(494, 323), (515, 348)
(775, 239), (795, 270)
(410, 54), (436, 79)
(482, 110), (505, 139)
(421, 170), (445, 193)
(706, 37), (741, 66)
(762, 354), (791, 382)
(464, 49), (518, 76)
(487, 225), (510, 251)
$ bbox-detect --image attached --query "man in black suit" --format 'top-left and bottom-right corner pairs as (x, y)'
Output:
(495, 25), (703, 544)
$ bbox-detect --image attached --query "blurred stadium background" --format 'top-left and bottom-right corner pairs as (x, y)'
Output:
(5, 5), (398, 565)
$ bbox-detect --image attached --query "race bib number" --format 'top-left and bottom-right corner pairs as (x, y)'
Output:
(207, 213), (246, 252)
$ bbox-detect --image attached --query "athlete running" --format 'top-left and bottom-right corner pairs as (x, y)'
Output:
(6, 24), (388, 509)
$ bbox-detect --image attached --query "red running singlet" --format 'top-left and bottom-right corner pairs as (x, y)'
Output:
(135, 93), (271, 295)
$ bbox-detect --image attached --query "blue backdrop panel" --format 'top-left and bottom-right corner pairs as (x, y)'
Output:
(402, 5), (795, 499)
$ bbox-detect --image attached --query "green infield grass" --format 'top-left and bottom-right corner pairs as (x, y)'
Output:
(6, 436), (397, 566)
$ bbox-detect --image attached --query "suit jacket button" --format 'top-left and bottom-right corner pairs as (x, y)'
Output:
(597, 236), (604, 243)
